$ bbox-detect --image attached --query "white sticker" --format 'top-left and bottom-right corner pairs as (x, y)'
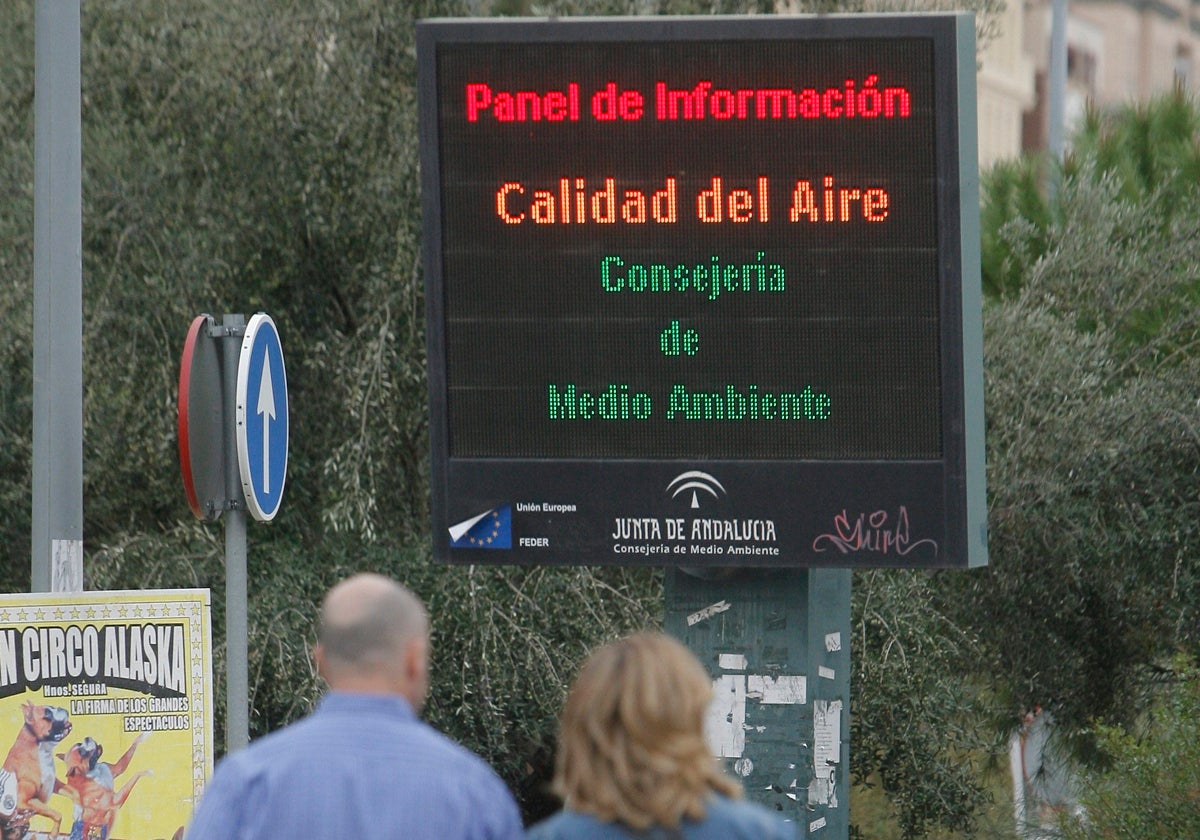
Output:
(825, 632), (842, 652)
(51, 539), (83, 593)
(687, 600), (732, 626)
(718, 653), (748, 671)
(704, 675), (746, 758)
(746, 675), (806, 704)
(809, 700), (842, 806)
(809, 817), (827, 832)
(819, 666), (835, 680)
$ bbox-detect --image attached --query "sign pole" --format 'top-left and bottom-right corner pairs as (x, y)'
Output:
(32, 0), (84, 593)
(179, 311), (287, 754)
(220, 314), (250, 752)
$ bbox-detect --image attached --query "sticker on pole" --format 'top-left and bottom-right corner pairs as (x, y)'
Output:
(235, 313), (289, 522)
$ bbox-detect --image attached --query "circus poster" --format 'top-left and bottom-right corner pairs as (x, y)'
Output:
(0, 589), (212, 840)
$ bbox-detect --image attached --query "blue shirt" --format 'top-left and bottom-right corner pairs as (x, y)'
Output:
(186, 692), (523, 840)
(526, 795), (797, 839)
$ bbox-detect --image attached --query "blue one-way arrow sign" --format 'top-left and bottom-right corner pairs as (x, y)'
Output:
(236, 313), (289, 522)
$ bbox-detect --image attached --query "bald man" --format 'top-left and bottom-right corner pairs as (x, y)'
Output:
(186, 574), (523, 840)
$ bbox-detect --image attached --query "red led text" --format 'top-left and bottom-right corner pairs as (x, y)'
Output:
(496, 178), (679, 225)
(655, 76), (909, 121)
(697, 177), (770, 223)
(495, 176), (889, 225)
(465, 75), (911, 123)
(467, 82), (581, 122)
(789, 176), (889, 222)
(592, 83), (644, 120)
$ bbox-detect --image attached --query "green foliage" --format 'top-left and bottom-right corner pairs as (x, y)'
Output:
(0, 0), (35, 594)
(75, 0), (433, 542)
(956, 144), (1200, 736)
(1066, 93), (1200, 211)
(979, 157), (1052, 298)
(850, 570), (991, 839)
(980, 91), (1200, 301)
(950, 93), (1200, 840)
(1060, 659), (1200, 840)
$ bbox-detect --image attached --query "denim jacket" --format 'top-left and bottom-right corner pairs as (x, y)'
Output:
(525, 795), (797, 840)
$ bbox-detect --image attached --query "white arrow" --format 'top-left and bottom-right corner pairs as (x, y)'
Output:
(257, 349), (276, 495)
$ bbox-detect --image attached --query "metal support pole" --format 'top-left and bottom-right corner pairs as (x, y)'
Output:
(221, 314), (250, 752)
(1047, 0), (1068, 170)
(32, 0), (84, 592)
(665, 567), (851, 838)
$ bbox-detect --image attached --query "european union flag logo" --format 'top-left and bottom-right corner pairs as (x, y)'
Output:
(448, 507), (513, 549)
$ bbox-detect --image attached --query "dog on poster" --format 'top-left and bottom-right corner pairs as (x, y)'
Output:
(0, 701), (75, 840)
(59, 733), (151, 840)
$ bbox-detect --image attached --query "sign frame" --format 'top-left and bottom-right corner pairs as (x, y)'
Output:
(418, 14), (986, 568)
(178, 314), (226, 521)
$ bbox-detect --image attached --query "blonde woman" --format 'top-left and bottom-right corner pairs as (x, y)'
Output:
(527, 632), (796, 839)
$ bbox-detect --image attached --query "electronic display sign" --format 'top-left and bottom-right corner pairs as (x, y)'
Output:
(418, 14), (986, 568)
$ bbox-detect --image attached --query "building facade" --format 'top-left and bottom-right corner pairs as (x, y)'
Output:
(979, 0), (1039, 165)
(1022, 0), (1200, 149)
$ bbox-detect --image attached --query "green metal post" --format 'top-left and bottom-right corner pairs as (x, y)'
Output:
(665, 568), (851, 838)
